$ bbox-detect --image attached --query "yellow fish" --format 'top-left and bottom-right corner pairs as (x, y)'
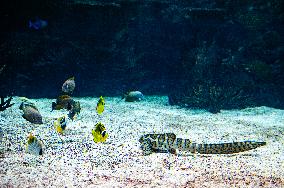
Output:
(54, 116), (67, 134)
(96, 96), (105, 115)
(92, 122), (108, 143)
(26, 133), (43, 155)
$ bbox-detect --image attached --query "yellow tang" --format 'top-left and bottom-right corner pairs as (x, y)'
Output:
(92, 122), (108, 143)
(96, 96), (105, 115)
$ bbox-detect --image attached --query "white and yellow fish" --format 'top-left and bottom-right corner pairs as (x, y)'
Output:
(54, 116), (67, 134)
(26, 133), (43, 156)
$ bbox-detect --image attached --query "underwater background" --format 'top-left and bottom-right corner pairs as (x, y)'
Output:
(0, 0), (283, 113)
(1, 1), (284, 187)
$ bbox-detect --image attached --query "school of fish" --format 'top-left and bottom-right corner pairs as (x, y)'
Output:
(0, 77), (266, 157)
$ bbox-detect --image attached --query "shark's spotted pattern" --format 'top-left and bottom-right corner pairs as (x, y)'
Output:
(139, 133), (266, 155)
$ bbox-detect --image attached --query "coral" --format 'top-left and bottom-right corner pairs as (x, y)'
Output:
(169, 81), (253, 113)
(0, 96), (14, 111)
(190, 82), (250, 113)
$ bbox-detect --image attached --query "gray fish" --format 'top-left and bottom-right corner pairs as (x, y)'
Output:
(124, 91), (144, 102)
(28, 18), (48, 30)
(62, 77), (75, 94)
(68, 100), (81, 120)
(20, 103), (43, 124)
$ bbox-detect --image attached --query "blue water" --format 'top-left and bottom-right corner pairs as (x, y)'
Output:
(0, 1), (284, 186)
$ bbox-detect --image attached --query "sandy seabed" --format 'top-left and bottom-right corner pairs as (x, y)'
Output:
(0, 96), (283, 188)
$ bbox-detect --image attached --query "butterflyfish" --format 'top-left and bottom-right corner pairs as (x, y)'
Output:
(54, 116), (67, 134)
(26, 133), (43, 155)
(91, 122), (108, 143)
(96, 96), (105, 115)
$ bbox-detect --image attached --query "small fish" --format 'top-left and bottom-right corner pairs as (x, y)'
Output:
(68, 101), (81, 120)
(62, 77), (75, 94)
(123, 91), (144, 102)
(96, 96), (105, 115)
(54, 116), (67, 134)
(26, 133), (43, 155)
(91, 122), (108, 143)
(28, 18), (48, 30)
(0, 64), (6, 75)
(19, 102), (43, 124)
(52, 95), (74, 111)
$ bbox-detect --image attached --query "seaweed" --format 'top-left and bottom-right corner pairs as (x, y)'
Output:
(0, 96), (14, 111)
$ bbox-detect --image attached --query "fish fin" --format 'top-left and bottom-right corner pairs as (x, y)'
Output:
(68, 111), (75, 120)
(29, 105), (38, 111)
(101, 131), (107, 138)
(19, 102), (24, 110)
(67, 101), (73, 111)
(21, 103), (38, 111)
(22, 114), (29, 121)
(52, 102), (56, 111)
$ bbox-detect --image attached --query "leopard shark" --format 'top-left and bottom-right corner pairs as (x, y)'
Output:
(139, 133), (266, 155)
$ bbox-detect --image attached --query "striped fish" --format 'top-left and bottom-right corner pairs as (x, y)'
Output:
(26, 133), (43, 156)
(139, 133), (266, 155)
(20, 103), (43, 124)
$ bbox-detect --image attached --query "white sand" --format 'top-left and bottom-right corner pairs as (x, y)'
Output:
(0, 96), (283, 187)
